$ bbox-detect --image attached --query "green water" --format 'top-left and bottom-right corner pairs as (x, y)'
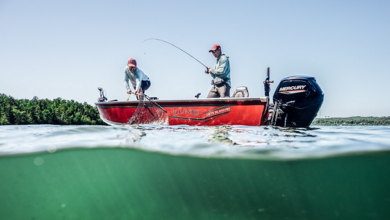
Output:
(1, 148), (390, 220)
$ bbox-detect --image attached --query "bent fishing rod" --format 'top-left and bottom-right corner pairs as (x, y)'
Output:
(142, 38), (208, 69)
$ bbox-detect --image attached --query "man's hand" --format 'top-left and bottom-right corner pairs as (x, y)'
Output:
(205, 67), (212, 74)
(134, 91), (139, 96)
(127, 90), (132, 94)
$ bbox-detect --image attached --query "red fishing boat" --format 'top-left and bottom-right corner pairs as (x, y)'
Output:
(96, 97), (270, 126)
(95, 70), (324, 127)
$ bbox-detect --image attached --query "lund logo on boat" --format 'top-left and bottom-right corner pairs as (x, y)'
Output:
(173, 109), (199, 116)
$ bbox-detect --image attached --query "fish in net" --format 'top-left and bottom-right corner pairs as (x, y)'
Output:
(128, 94), (167, 125)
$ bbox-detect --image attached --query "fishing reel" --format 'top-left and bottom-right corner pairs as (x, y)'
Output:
(264, 79), (274, 83)
(264, 68), (274, 97)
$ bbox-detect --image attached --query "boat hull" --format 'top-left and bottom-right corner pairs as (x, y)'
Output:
(95, 97), (269, 126)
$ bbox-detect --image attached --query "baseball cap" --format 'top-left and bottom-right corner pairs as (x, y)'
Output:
(128, 58), (137, 67)
(209, 44), (221, 52)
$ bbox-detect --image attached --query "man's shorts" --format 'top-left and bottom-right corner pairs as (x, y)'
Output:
(134, 80), (151, 91)
(207, 82), (230, 98)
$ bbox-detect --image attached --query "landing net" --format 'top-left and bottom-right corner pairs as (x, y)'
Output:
(128, 94), (167, 125)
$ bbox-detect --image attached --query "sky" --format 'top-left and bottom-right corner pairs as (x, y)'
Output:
(1, 0), (389, 117)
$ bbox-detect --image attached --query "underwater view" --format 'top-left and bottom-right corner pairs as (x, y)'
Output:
(1, 125), (390, 220)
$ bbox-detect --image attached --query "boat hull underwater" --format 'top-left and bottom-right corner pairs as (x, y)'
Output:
(96, 97), (269, 126)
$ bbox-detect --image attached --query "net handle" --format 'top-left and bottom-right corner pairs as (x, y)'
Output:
(143, 94), (167, 113)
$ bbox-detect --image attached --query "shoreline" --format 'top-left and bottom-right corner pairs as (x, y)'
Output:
(312, 116), (390, 126)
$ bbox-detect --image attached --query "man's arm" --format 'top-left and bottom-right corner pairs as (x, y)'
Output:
(210, 56), (229, 77)
(134, 69), (143, 92)
(124, 70), (132, 94)
(135, 79), (141, 92)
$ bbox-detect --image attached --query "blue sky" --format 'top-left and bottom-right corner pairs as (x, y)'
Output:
(1, 0), (389, 117)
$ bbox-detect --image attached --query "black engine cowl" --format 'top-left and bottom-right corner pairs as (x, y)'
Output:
(271, 75), (324, 127)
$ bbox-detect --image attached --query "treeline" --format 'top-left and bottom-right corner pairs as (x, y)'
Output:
(0, 93), (106, 125)
(312, 116), (390, 126)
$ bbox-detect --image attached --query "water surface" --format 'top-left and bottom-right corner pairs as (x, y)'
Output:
(1, 125), (390, 220)
(1, 125), (390, 158)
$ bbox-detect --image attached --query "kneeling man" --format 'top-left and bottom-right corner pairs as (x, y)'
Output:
(124, 58), (151, 100)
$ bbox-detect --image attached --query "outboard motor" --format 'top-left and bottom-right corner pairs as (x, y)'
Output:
(270, 76), (324, 127)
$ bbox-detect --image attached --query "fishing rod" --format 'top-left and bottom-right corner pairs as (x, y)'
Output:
(142, 38), (208, 68)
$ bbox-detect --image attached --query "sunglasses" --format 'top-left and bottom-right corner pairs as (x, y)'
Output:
(129, 66), (136, 69)
(210, 50), (218, 53)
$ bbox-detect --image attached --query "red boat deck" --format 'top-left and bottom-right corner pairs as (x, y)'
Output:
(95, 97), (269, 126)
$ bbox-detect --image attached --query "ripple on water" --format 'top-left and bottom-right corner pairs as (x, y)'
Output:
(1, 125), (390, 159)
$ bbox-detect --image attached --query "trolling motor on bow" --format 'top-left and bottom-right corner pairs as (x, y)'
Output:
(270, 76), (324, 127)
(97, 87), (107, 102)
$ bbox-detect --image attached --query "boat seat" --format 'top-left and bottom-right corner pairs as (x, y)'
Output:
(232, 86), (249, 98)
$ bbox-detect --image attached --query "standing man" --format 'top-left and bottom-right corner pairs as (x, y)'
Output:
(205, 44), (231, 98)
(124, 58), (151, 100)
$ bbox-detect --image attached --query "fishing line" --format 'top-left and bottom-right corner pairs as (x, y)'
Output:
(142, 38), (207, 68)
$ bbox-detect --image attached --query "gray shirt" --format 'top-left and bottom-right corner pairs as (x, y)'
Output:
(123, 66), (150, 92)
(210, 54), (231, 87)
